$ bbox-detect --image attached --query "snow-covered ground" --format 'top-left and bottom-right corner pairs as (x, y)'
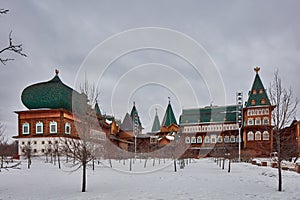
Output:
(0, 158), (299, 200)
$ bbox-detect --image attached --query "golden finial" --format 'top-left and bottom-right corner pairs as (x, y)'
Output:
(254, 66), (260, 74)
(55, 69), (59, 75)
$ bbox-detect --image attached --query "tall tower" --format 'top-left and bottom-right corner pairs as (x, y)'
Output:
(243, 67), (274, 157)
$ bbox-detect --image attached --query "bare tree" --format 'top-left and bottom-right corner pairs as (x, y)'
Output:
(60, 81), (102, 192)
(21, 141), (33, 169)
(268, 69), (298, 192)
(0, 122), (20, 171)
(0, 9), (27, 65)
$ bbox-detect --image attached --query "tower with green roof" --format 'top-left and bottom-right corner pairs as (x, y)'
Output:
(243, 67), (274, 157)
(160, 98), (178, 134)
(130, 101), (143, 134)
(151, 109), (160, 132)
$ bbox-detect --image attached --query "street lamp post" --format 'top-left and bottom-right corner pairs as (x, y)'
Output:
(236, 92), (243, 162)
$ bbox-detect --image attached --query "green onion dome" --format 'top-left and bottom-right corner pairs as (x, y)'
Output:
(21, 69), (77, 111)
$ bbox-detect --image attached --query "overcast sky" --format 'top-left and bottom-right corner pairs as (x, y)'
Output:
(1, 0), (299, 140)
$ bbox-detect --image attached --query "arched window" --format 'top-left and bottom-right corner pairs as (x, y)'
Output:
(191, 136), (196, 143)
(36, 121), (43, 134)
(263, 131), (270, 140)
(230, 135), (236, 143)
(255, 118), (261, 125)
(236, 135), (241, 143)
(185, 137), (190, 144)
(211, 135), (216, 144)
(204, 136), (210, 144)
(50, 121), (57, 134)
(224, 136), (230, 143)
(263, 117), (269, 125)
(252, 89), (257, 94)
(247, 131), (254, 141)
(251, 100), (256, 105)
(261, 99), (266, 104)
(197, 136), (202, 144)
(22, 123), (30, 135)
(259, 89), (264, 94)
(217, 135), (223, 143)
(255, 131), (262, 140)
(248, 118), (254, 126)
(65, 123), (71, 134)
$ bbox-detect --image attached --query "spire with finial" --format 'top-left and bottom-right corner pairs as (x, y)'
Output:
(168, 96), (171, 104)
(151, 108), (161, 132)
(55, 69), (59, 75)
(133, 101), (135, 106)
(254, 66), (260, 74)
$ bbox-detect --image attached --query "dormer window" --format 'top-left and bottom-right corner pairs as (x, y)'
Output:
(259, 89), (263, 94)
(251, 100), (256, 105)
(261, 99), (266, 104)
(252, 89), (257, 94)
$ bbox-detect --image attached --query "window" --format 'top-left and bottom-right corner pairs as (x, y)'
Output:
(236, 135), (241, 143)
(150, 136), (158, 144)
(41, 141), (45, 145)
(224, 136), (230, 143)
(185, 137), (190, 144)
(48, 141), (52, 144)
(33, 149), (37, 153)
(197, 136), (202, 144)
(217, 136), (223, 143)
(252, 89), (257, 94)
(204, 136), (210, 144)
(50, 121), (57, 134)
(33, 141), (37, 145)
(261, 99), (266, 104)
(211, 135), (216, 144)
(251, 100), (256, 105)
(65, 123), (71, 134)
(255, 118), (261, 125)
(247, 110), (251, 116)
(263, 131), (269, 140)
(259, 89), (263, 94)
(41, 149), (45, 153)
(255, 131), (262, 140)
(36, 121), (43, 134)
(248, 118), (254, 126)
(263, 117), (269, 125)
(191, 136), (196, 144)
(21, 141), (25, 145)
(22, 123), (30, 135)
(230, 135), (235, 143)
(247, 131), (254, 141)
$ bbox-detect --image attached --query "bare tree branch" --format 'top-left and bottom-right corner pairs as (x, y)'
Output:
(0, 31), (27, 65)
(0, 9), (9, 14)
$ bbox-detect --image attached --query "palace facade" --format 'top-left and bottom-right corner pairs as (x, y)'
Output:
(13, 67), (299, 159)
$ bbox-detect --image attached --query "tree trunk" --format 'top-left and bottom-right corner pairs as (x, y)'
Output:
(174, 159), (177, 172)
(57, 153), (61, 169)
(129, 158), (132, 171)
(144, 158), (147, 168)
(222, 158), (225, 170)
(92, 159), (94, 171)
(82, 163), (86, 192)
(277, 160), (282, 191)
